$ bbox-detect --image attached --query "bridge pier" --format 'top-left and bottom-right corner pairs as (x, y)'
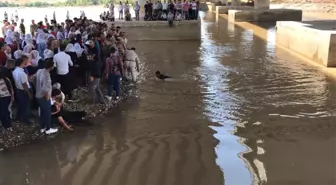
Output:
(215, 0), (302, 22)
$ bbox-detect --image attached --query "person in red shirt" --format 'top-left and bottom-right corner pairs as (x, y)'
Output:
(0, 43), (7, 67)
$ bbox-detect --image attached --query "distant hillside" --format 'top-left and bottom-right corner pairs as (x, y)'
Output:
(271, 0), (335, 3)
(0, 0), (113, 7)
(4, 0), (67, 4)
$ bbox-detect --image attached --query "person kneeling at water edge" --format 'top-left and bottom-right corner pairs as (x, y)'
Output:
(51, 89), (89, 131)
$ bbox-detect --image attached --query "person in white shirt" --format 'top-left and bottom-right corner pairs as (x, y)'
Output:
(125, 47), (140, 82)
(56, 26), (65, 41)
(53, 44), (76, 102)
(133, 1), (141, 21)
(124, 1), (130, 20)
(80, 11), (86, 19)
(36, 27), (47, 58)
(162, 0), (168, 17)
(175, 1), (182, 20)
(118, 1), (124, 20)
(191, 0), (197, 19)
(12, 55), (32, 124)
(5, 26), (15, 45)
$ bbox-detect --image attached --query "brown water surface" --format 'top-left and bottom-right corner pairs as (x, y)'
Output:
(0, 12), (335, 185)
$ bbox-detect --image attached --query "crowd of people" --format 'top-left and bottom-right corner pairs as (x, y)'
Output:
(0, 13), (141, 134)
(100, 0), (199, 22)
(144, 0), (200, 21)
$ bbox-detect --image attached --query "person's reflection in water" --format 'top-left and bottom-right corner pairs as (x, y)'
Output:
(107, 106), (127, 151)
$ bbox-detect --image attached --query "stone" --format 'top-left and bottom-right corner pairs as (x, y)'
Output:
(228, 9), (302, 22)
(276, 20), (336, 67)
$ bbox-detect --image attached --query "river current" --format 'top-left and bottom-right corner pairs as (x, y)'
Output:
(0, 11), (335, 185)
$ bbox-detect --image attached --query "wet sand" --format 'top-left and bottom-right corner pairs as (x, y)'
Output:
(0, 11), (335, 185)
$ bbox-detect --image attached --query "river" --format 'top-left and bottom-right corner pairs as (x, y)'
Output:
(0, 11), (335, 185)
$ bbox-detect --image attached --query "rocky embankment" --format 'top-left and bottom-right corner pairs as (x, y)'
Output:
(271, 1), (336, 13)
(0, 82), (136, 150)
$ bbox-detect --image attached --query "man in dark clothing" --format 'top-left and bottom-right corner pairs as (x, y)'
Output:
(86, 40), (105, 104)
(148, 1), (153, 20)
(0, 59), (15, 86)
(20, 19), (25, 35)
(144, 2), (149, 20)
(0, 43), (7, 67)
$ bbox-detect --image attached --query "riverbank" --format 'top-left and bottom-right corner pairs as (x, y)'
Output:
(0, 83), (136, 150)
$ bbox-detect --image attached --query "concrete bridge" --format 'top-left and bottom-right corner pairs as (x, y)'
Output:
(203, 0), (303, 22)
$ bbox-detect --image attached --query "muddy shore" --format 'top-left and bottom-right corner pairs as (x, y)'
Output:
(0, 82), (136, 151)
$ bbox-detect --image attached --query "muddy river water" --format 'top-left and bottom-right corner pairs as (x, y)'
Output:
(0, 12), (335, 185)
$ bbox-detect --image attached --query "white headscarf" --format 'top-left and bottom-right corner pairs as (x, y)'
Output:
(43, 49), (54, 59)
(5, 29), (14, 45)
(23, 43), (35, 54)
(65, 43), (74, 52)
(21, 34), (34, 49)
(14, 50), (23, 60)
(30, 50), (41, 67)
(73, 43), (84, 57)
(25, 34), (33, 42)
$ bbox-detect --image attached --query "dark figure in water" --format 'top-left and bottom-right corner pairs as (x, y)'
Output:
(155, 71), (171, 80)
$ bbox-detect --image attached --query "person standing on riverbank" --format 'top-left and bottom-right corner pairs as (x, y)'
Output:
(0, 68), (14, 131)
(105, 47), (124, 100)
(4, 12), (8, 21)
(109, 3), (114, 15)
(34, 59), (58, 134)
(56, 26), (65, 41)
(19, 19), (25, 36)
(36, 25), (47, 58)
(86, 40), (105, 104)
(13, 56), (32, 124)
(53, 44), (76, 102)
(134, 1), (141, 21)
(125, 47), (140, 82)
(162, 0), (168, 18)
(118, 2), (124, 20)
(191, 0), (197, 20)
(0, 43), (7, 66)
(30, 20), (37, 37)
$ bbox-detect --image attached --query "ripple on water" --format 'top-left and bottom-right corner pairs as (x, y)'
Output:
(199, 12), (336, 185)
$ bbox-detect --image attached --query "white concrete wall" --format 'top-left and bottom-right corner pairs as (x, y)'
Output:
(228, 9), (302, 22)
(254, 0), (270, 9)
(276, 21), (336, 67)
